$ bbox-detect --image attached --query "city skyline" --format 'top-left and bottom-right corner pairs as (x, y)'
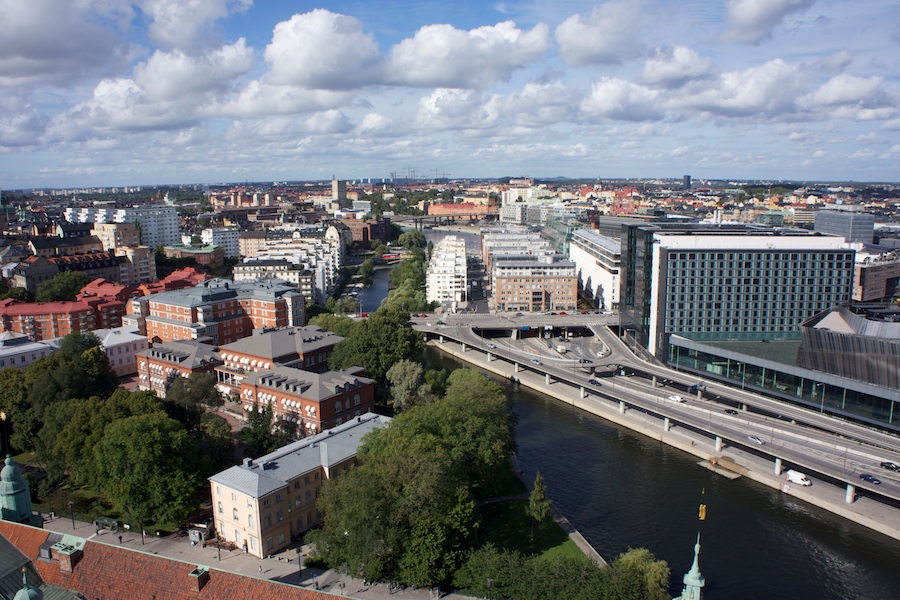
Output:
(2, 0), (899, 189)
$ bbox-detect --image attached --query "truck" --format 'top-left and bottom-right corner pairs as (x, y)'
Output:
(786, 470), (811, 486)
(556, 344), (567, 353)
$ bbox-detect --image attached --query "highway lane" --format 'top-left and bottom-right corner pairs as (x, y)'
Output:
(416, 320), (900, 502)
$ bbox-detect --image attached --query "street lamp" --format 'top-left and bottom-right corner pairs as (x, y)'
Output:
(815, 383), (826, 413)
(67, 501), (75, 530)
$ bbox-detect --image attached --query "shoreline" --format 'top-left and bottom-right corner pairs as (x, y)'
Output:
(430, 339), (900, 544)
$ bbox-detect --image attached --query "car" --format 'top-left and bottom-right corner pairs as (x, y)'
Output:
(724, 409), (738, 415)
(880, 461), (900, 472)
(485, 342), (496, 349)
(549, 312), (557, 315)
(667, 395), (686, 403)
(588, 379), (601, 386)
(859, 473), (882, 485)
(530, 358), (542, 365)
(559, 311), (567, 315)
(579, 358), (592, 364)
(747, 435), (764, 445)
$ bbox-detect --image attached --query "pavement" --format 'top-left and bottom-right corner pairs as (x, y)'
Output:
(41, 513), (468, 599)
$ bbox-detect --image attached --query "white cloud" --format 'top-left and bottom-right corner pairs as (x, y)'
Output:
(138, 0), (252, 49)
(0, 107), (49, 148)
(555, 1), (645, 66)
(724, 0), (815, 45)
(800, 74), (884, 107)
(580, 78), (663, 121)
(641, 46), (716, 88)
(0, 0), (121, 90)
(414, 88), (499, 131)
(497, 81), (580, 127)
(264, 10), (383, 90)
(386, 21), (548, 88)
(674, 59), (801, 118)
(133, 40), (253, 102)
(215, 80), (354, 119)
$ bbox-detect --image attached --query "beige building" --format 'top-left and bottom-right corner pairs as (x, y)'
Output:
(492, 257), (578, 312)
(92, 222), (140, 250)
(115, 246), (157, 284)
(208, 413), (391, 557)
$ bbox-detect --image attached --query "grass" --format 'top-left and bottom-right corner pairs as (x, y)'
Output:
(478, 499), (582, 560)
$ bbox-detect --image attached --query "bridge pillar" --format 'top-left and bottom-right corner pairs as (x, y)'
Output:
(652, 375), (657, 387)
(439, 336), (444, 344)
(774, 457), (783, 476)
(663, 417), (671, 432)
(580, 386), (585, 398)
(619, 401), (625, 414)
(715, 436), (724, 452)
(514, 363), (519, 373)
(845, 484), (856, 504)
(741, 404), (747, 411)
(486, 352), (492, 362)
(461, 343), (466, 352)
(545, 373), (551, 385)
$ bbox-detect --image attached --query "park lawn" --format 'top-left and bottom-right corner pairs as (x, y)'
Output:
(478, 499), (585, 561)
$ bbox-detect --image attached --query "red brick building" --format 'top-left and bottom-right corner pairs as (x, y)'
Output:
(136, 339), (223, 396)
(338, 218), (391, 247)
(426, 202), (498, 220)
(0, 298), (96, 340)
(77, 278), (140, 330)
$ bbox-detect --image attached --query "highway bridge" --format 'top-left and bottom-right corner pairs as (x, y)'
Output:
(411, 314), (900, 510)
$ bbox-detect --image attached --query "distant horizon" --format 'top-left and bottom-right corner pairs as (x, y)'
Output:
(7, 175), (900, 193)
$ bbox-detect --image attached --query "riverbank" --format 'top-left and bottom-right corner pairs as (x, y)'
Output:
(430, 339), (900, 543)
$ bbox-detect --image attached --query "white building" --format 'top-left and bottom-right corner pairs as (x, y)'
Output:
(568, 228), (621, 311)
(64, 204), (180, 248)
(0, 332), (54, 370)
(426, 235), (468, 306)
(91, 326), (150, 376)
(202, 226), (241, 258)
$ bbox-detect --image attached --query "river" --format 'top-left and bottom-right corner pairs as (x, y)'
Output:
(366, 228), (900, 598)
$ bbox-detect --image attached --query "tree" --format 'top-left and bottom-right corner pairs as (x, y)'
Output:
(398, 230), (426, 249)
(93, 412), (200, 526)
(35, 271), (90, 302)
(0, 287), (31, 302)
(309, 313), (359, 337)
(198, 413), (236, 475)
(527, 472), (552, 541)
(238, 401), (291, 457)
(386, 359), (436, 413)
(328, 306), (424, 383)
(607, 548), (671, 600)
(358, 258), (375, 286)
(164, 372), (222, 434)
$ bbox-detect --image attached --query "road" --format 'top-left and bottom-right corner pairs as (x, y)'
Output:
(414, 316), (900, 504)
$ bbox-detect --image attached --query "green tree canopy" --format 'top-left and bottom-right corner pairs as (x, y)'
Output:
(164, 372), (222, 433)
(308, 313), (360, 337)
(93, 411), (201, 526)
(328, 306), (424, 382)
(527, 472), (552, 540)
(358, 258), (375, 285)
(398, 230), (426, 249)
(35, 271), (90, 302)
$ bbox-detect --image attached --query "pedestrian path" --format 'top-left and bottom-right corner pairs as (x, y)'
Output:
(42, 514), (468, 599)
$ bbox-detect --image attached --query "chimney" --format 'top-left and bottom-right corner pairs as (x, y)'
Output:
(51, 544), (82, 574)
(243, 458), (253, 467)
(189, 566), (210, 592)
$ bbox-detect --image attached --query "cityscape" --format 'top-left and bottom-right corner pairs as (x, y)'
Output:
(2, 1), (900, 599)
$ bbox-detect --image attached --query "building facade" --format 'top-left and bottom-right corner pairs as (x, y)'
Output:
(426, 235), (468, 305)
(208, 413), (391, 558)
(568, 228), (621, 311)
(814, 210), (875, 244)
(64, 205), (181, 248)
(136, 339), (223, 396)
(492, 256), (578, 312)
(0, 331), (54, 369)
(201, 227), (241, 258)
(0, 299), (95, 341)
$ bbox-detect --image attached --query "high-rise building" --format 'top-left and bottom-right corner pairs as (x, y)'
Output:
(814, 210), (875, 244)
(683, 175), (692, 190)
(426, 235), (468, 306)
(619, 224), (854, 358)
(568, 228), (621, 312)
(65, 205), (180, 248)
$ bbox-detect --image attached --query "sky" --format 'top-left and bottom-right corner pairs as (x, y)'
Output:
(1, 0), (899, 189)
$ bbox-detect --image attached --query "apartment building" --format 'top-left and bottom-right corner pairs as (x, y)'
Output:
(0, 331), (54, 369)
(91, 326), (150, 376)
(65, 204), (180, 248)
(115, 245), (157, 285)
(201, 226), (240, 258)
(208, 413), (391, 557)
(134, 279), (305, 346)
(0, 299), (95, 341)
(426, 235), (468, 305)
(136, 339), (223, 396)
(568, 228), (621, 312)
(231, 260), (317, 302)
(162, 244), (224, 268)
(91, 222), (140, 250)
(491, 256), (578, 313)
(237, 365), (375, 436)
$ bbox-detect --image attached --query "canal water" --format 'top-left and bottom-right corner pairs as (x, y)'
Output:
(356, 267), (392, 313)
(425, 348), (900, 600)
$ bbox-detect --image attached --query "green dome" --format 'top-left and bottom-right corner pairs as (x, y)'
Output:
(0, 455), (26, 496)
(13, 569), (42, 600)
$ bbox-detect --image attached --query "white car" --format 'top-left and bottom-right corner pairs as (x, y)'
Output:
(530, 358), (542, 365)
(747, 435), (764, 445)
(667, 395), (686, 403)
(485, 342), (496, 349)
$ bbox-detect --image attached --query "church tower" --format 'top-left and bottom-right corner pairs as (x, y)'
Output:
(0, 455), (41, 526)
(675, 533), (706, 600)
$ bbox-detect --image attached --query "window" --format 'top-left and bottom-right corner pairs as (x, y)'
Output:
(264, 515), (271, 528)
(335, 400), (343, 412)
(277, 509), (283, 522)
(217, 502), (223, 514)
(250, 538), (257, 550)
(232, 508), (239, 520)
(278, 531), (285, 544)
(267, 537), (274, 550)
(248, 515), (254, 528)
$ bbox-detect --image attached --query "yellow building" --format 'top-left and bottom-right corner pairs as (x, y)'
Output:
(208, 412), (390, 557)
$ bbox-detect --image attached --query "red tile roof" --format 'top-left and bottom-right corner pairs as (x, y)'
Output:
(0, 521), (330, 600)
(0, 300), (93, 315)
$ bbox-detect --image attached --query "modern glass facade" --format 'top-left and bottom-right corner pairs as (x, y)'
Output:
(669, 336), (900, 433)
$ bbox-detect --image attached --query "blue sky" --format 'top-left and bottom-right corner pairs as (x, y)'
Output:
(1, 0), (898, 188)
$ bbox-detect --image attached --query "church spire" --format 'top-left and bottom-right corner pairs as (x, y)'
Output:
(676, 533), (706, 600)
